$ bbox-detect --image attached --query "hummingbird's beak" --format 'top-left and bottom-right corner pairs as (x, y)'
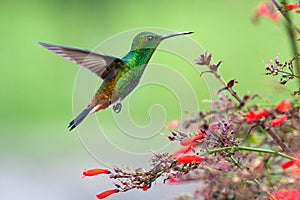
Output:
(161, 31), (193, 40)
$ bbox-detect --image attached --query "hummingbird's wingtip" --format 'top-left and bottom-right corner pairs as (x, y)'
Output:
(68, 120), (76, 131)
(38, 42), (49, 48)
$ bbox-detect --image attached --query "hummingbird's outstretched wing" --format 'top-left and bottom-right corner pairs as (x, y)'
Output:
(38, 42), (127, 80)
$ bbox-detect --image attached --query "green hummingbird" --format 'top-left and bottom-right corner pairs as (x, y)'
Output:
(39, 31), (193, 131)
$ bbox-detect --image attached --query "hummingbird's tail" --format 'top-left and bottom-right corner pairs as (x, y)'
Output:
(68, 106), (94, 131)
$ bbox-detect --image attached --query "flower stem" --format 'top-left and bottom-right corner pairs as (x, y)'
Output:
(211, 66), (245, 108)
(271, 0), (300, 86)
(205, 145), (300, 162)
(261, 122), (296, 158)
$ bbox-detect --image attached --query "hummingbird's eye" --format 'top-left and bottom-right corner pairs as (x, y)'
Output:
(147, 36), (153, 41)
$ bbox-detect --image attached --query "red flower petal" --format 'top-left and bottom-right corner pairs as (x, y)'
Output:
(282, 160), (295, 170)
(256, 109), (270, 118)
(276, 99), (291, 112)
(169, 177), (179, 184)
(245, 109), (270, 123)
(269, 189), (300, 200)
(96, 189), (119, 199)
(271, 114), (288, 127)
(180, 137), (196, 146)
(176, 155), (203, 164)
(142, 186), (148, 191)
(180, 135), (203, 146)
(83, 168), (110, 177)
(286, 4), (300, 10)
(172, 144), (195, 158)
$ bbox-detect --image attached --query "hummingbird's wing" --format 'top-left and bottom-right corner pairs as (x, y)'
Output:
(38, 42), (127, 80)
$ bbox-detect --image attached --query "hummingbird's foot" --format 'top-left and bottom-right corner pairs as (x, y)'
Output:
(113, 102), (122, 113)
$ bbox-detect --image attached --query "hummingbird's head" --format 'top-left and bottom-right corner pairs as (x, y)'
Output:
(130, 31), (193, 51)
(131, 32), (162, 51)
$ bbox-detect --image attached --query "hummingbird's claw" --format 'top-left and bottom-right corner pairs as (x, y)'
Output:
(113, 102), (122, 113)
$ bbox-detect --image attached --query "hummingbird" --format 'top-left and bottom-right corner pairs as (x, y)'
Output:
(39, 31), (193, 131)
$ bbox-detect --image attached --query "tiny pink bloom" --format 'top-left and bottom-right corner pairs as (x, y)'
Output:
(168, 120), (179, 129)
(169, 177), (179, 184)
(257, 2), (270, 16)
(270, 12), (280, 22)
(208, 122), (218, 131)
(254, 2), (281, 22)
(96, 189), (119, 199)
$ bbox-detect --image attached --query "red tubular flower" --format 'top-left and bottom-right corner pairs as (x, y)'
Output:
(180, 135), (204, 146)
(82, 168), (110, 177)
(270, 114), (288, 126)
(176, 155), (203, 164)
(245, 109), (270, 123)
(282, 160), (295, 170)
(276, 99), (291, 112)
(269, 189), (300, 200)
(286, 4), (300, 10)
(172, 143), (195, 158)
(281, 152), (300, 178)
(96, 189), (119, 199)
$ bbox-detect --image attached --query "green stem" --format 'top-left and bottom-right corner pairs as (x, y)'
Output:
(205, 145), (300, 162)
(271, 0), (300, 87)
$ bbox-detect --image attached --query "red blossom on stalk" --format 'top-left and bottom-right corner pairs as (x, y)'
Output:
(269, 189), (300, 200)
(286, 3), (300, 13)
(96, 189), (119, 199)
(245, 109), (270, 123)
(276, 99), (291, 112)
(82, 168), (110, 178)
(286, 4), (300, 10)
(270, 114), (288, 127)
(176, 155), (203, 164)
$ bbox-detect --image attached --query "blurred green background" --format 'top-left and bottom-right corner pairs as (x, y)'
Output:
(0, 0), (295, 199)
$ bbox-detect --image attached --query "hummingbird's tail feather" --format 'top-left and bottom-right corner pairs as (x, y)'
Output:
(68, 106), (94, 131)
